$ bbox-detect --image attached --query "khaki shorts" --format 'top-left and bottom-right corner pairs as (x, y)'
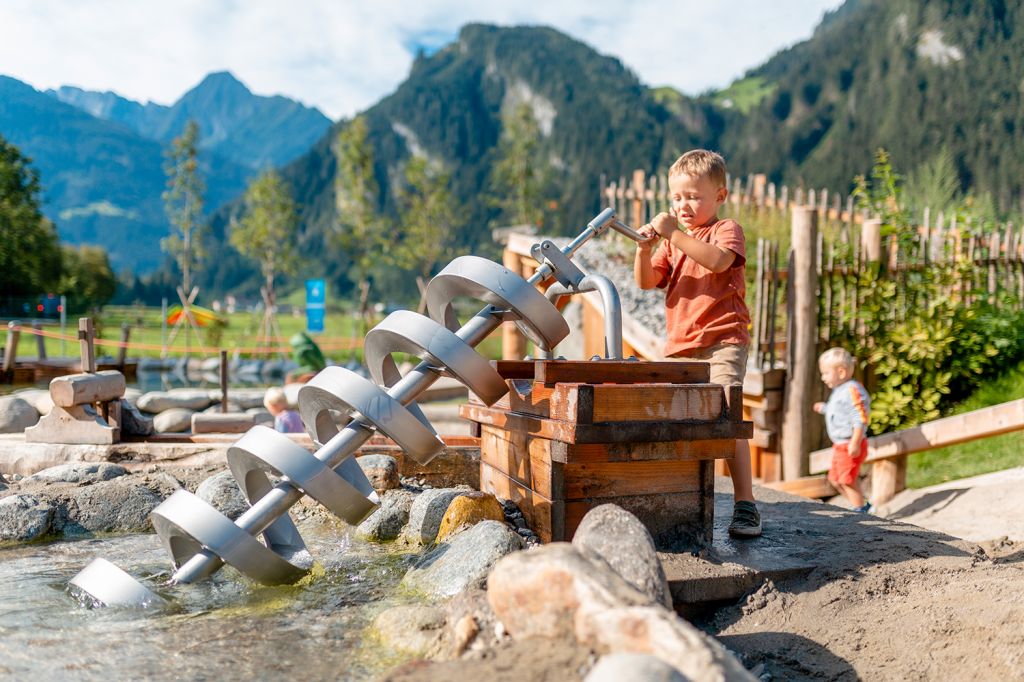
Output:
(670, 343), (748, 386)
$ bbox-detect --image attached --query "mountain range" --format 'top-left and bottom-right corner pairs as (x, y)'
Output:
(3, 0), (1023, 298)
(0, 72), (330, 272)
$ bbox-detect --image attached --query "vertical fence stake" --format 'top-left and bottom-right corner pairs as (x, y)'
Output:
(79, 317), (96, 374)
(781, 207), (819, 480)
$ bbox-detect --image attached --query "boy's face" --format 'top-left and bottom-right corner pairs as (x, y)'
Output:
(668, 172), (728, 230)
(819, 360), (850, 389)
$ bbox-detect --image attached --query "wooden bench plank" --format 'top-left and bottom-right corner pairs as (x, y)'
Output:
(535, 360), (710, 386)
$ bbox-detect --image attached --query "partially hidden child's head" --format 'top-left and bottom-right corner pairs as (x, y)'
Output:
(263, 386), (289, 416)
(818, 347), (855, 389)
(667, 149), (729, 229)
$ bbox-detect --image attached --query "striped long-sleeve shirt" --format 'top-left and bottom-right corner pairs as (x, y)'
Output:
(824, 379), (870, 443)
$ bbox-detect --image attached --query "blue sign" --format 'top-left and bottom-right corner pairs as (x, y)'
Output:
(305, 279), (326, 333)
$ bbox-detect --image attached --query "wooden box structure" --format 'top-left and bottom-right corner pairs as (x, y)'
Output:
(460, 360), (751, 548)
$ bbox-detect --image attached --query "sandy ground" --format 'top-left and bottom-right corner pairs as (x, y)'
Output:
(704, 472), (1024, 681)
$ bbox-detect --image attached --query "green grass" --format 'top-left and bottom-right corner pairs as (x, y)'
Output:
(7, 304), (506, 364)
(906, 359), (1024, 488)
(710, 76), (777, 114)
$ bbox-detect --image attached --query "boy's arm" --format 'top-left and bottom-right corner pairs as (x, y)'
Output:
(651, 213), (736, 273)
(634, 226), (662, 289)
(848, 425), (864, 453)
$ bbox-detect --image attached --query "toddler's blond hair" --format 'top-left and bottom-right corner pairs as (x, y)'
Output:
(668, 149), (728, 189)
(819, 347), (855, 371)
(263, 386), (289, 411)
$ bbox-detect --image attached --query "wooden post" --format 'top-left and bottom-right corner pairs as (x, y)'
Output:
(79, 317), (96, 373)
(220, 349), (229, 413)
(631, 169), (646, 228)
(861, 218), (882, 262)
(33, 322), (46, 360)
(3, 321), (19, 373)
(117, 323), (130, 370)
(502, 248), (528, 360)
(781, 207), (819, 480)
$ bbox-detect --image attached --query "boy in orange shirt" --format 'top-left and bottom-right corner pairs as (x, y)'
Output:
(634, 149), (760, 538)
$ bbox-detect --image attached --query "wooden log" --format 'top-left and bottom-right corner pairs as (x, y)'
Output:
(535, 359), (710, 386)
(781, 207), (818, 479)
(78, 318), (96, 373)
(191, 412), (257, 434)
(460, 403), (752, 444)
(3, 321), (19, 373)
(764, 475), (837, 499)
(871, 456), (906, 505)
(809, 397), (1024, 474)
(49, 370), (126, 406)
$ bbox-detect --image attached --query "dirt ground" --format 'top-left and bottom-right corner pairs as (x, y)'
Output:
(379, 470), (1024, 682)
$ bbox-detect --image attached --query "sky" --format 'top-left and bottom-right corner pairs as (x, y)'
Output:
(0, 0), (845, 120)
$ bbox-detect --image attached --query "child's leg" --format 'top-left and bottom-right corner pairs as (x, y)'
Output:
(731, 439), (755, 502)
(836, 482), (864, 508)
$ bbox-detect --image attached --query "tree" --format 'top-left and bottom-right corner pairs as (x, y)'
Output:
(59, 245), (116, 313)
(489, 103), (548, 228)
(229, 169), (299, 349)
(0, 134), (62, 297)
(396, 156), (460, 311)
(161, 121), (205, 294)
(334, 116), (384, 329)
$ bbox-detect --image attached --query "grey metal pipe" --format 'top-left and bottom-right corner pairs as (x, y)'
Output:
(541, 274), (623, 360)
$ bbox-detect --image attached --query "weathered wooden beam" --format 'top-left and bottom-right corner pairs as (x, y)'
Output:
(535, 360), (710, 386)
(50, 370), (126, 407)
(809, 398), (1024, 474)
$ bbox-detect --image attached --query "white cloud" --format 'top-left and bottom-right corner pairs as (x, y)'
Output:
(0, 0), (844, 120)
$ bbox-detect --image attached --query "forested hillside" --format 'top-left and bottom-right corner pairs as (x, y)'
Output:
(716, 0), (1024, 211)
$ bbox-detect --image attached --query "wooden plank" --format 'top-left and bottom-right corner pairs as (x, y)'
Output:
(743, 368), (786, 395)
(742, 389), (783, 411)
(551, 438), (736, 464)
(809, 397), (1024, 473)
(480, 460), (561, 542)
(871, 457), (906, 506)
(764, 475), (837, 499)
(751, 427), (777, 450)
(479, 425), (559, 498)
(750, 407), (782, 431)
(542, 383), (727, 424)
(459, 403), (752, 444)
(535, 360), (710, 386)
(562, 459), (701, 498)
(490, 360), (536, 380)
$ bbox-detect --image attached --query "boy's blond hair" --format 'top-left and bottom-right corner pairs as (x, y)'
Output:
(819, 347), (855, 371)
(668, 149), (728, 189)
(263, 386), (289, 410)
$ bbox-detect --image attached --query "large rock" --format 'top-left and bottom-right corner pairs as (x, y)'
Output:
(487, 543), (653, 640)
(119, 399), (154, 436)
(153, 408), (195, 433)
(357, 454), (400, 493)
(0, 494), (54, 541)
(372, 604), (448, 658)
(215, 388), (267, 410)
(435, 491), (505, 543)
(25, 462), (128, 485)
(585, 652), (688, 682)
(572, 504), (672, 608)
(487, 543), (754, 682)
(402, 520), (522, 598)
(195, 470), (250, 520)
(137, 390), (212, 413)
(357, 489), (415, 542)
(576, 606), (755, 682)
(0, 397), (39, 433)
(14, 388), (52, 416)
(402, 488), (471, 545)
(55, 478), (166, 534)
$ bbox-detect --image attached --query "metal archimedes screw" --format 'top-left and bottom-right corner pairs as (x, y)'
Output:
(69, 208), (649, 607)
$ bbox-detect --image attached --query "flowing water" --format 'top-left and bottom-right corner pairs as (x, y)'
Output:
(0, 520), (422, 680)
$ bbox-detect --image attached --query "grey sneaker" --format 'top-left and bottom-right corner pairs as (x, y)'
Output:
(728, 500), (762, 538)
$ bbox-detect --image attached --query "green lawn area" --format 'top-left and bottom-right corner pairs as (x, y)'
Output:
(5, 304), (505, 364)
(906, 359), (1024, 489)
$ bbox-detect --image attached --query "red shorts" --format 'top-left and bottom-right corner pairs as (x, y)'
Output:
(828, 440), (868, 486)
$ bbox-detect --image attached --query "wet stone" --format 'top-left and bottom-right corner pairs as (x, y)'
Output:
(0, 494), (54, 541)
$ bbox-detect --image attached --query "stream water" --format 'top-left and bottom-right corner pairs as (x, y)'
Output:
(0, 519), (421, 680)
